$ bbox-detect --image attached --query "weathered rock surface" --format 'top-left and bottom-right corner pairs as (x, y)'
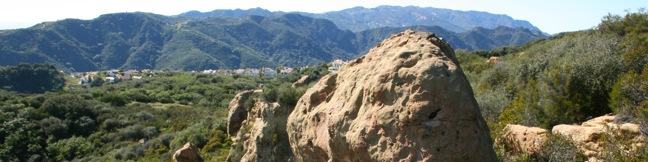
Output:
(500, 124), (549, 155)
(552, 115), (647, 162)
(227, 90), (254, 136)
(286, 30), (497, 161)
(227, 90), (293, 162)
(292, 75), (314, 87)
(172, 143), (202, 162)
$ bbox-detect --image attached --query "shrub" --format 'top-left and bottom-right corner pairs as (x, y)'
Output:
(40, 117), (69, 140)
(0, 64), (64, 93)
(609, 67), (648, 128)
(276, 83), (303, 107)
(121, 90), (154, 103)
(536, 135), (587, 161)
(118, 125), (145, 141)
(46, 136), (94, 161)
(99, 93), (129, 106)
(101, 118), (122, 131)
(41, 94), (95, 120)
(171, 123), (209, 149)
(0, 118), (47, 161)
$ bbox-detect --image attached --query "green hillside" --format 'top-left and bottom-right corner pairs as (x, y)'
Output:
(0, 13), (544, 71)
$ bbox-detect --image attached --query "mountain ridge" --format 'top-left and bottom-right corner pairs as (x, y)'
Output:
(0, 12), (545, 71)
(179, 5), (544, 34)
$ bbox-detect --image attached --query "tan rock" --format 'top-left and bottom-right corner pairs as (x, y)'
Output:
(486, 56), (500, 64)
(500, 124), (549, 155)
(227, 90), (293, 162)
(292, 75), (313, 87)
(552, 115), (647, 162)
(172, 143), (202, 162)
(227, 90), (254, 136)
(286, 30), (497, 162)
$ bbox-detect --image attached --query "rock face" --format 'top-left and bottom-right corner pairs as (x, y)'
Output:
(227, 90), (254, 136)
(292, 75), (315, 87)
(500, 124), (549, 155)
(172, 143), (202, 162)
(552, 115), (647, 162)
(286, 30), (497, 161)
(226, 90), (293, 162)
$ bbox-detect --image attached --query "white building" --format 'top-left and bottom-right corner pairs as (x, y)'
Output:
(262, 68), (277, 77)
(328, 59), (346, 73)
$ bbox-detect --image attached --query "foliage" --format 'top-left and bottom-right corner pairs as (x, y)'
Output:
(47, 136), (94, 161)
(599, 9), (648, 72)
(463, 10), (648, 161)
(609, 67), (648, 126)
(469, 30), (622, 129)
(0, 64), (64, 93)
(535, 135), (587, 161)
(0, 64), (331, 161)
(263, 83), (304, 106)
(99, 93), (129, 106)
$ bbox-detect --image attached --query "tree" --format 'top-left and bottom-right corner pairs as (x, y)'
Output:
(0, 64), (64, 93)
(610, 67), (648, 124)
(46, 136), (94, 161)
(40, 94), (96, 136)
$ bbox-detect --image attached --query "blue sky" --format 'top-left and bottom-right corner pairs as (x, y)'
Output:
(0, 0), (645, 34)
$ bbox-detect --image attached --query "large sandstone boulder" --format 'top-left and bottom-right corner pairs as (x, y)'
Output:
(227, 90), (293, 162)
(286, 30), (497, 161)
(172, 143), (202, 162)
(552, 115), (647, 162)
(500, 124), (549, 155)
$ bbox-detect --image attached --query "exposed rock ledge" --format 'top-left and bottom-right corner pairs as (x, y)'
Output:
(501, 115), (646, 162)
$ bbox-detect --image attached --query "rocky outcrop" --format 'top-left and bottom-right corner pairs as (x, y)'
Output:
(227, 90), (254, 136)
(552, 115), (646, 162)
(500, 124), (549, 155)
(226, 90), (293, 162)
(286, 30), (497, 161)
(292, 75), (315, 87)
(172, 143), (202, 162)
(501, 115), (647, 162)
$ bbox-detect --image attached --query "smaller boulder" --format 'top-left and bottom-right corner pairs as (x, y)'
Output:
(486, 56), (500, 64)
(552, 115), (646, 162)
(500, 124), (549, 155)
(172, 143), (203, 162)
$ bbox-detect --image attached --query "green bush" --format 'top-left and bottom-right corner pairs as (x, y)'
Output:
(600, 9), (648, 72)
(47, 136), (94, 161)
(536, 135), (587, 161)
(0, 118), (47, 161)
(0, 64), (64, 93)
(277, 83), (303, 107)
(40, 117), (69, 140)
(609, 67), (648, 124)
(100, 93), (130, 106)
(171, 122), (209, 149)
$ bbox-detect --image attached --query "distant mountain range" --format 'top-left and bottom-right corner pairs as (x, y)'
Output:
(179, 5), (544, 34)
(0, 6), (546, 71)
